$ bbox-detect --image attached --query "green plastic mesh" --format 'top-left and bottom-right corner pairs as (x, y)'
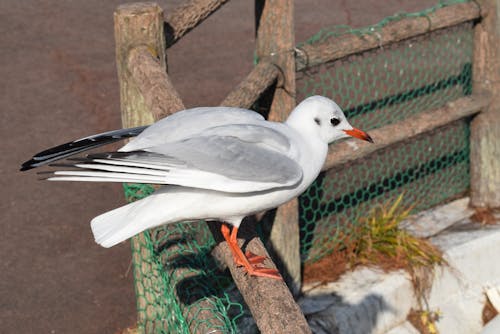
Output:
(296, 23), (473, 132)
(124, 0), (475, 332)
(296, 3), (474, 264)
(299, 120), (470, 263)
(124, 185), (245, 334)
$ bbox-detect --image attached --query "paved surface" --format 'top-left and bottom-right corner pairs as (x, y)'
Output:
(1, 1), (434, 333)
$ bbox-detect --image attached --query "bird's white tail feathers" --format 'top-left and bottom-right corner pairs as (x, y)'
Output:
(90, 190), (183, 248)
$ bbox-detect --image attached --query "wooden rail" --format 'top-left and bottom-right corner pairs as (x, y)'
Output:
(323, 94), (490, 171)
(296, 1), (481, 71)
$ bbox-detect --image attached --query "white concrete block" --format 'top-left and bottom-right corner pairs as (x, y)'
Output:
(301, 268), (415, 334)
(429, 223), (500, 306)
(482, 315), (500, 334)
(299, 197), (500, 334)
(402, 197), (472, 238)
(426, 221), (500, 333)
(432, 290), (485, 334)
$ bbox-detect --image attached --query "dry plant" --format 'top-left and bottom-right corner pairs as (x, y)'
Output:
(304, 194), (448, 332)
(304, 194), (446, 283)
(352, 194), (447, 333)
(349, 194), (446, 270)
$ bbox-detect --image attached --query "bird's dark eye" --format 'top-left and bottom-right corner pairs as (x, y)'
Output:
(330, 117), (341, 126)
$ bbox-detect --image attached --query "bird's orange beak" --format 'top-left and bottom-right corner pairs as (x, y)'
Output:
(344, 128), (374, 143)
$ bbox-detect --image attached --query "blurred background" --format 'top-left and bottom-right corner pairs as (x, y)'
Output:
(1, 1), (436, 333)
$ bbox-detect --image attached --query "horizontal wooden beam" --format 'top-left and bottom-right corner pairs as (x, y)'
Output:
(296, 2), (481, 71)
(220, 61), (279, 108)
(127, 45), (184, 120)
(323, 93), (490, 171)
(165, 0), (229, 47)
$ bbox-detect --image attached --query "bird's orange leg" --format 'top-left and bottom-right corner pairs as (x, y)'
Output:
(220, 224), (282, 280)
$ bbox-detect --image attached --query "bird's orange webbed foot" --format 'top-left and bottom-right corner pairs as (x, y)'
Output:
(244, 251), (267, 265)
(220, 224), (282, 280)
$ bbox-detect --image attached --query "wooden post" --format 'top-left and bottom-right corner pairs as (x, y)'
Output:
(471, 0), (500, 208)
(116, 4), (224, 334)
(114, 5), (172, 332)
(115, 3), (168, 127)
(255, 0), (301, 295)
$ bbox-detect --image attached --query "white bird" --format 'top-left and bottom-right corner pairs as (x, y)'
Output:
(21, 95), (372, 279)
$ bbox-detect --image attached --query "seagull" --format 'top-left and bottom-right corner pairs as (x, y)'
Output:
(21, 95), (373, 279)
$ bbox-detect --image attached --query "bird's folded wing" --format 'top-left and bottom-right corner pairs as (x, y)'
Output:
(121, 106), (265, 151)
(21, 107), (264, 171)
(47, 125), (303, 193)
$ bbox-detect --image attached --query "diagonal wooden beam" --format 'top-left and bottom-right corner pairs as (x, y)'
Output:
(220, 61), (279, 108)
(127, 46), (184, 120)
(165, 0), (230, 47)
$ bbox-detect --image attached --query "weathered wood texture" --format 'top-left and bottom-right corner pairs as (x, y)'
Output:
(210, 221), (312, 334)
(471, 0), (500, 208)
(115, 3), (169, 127)
(255, 0), (302, 297)
(323, 94), (489, 171)
(127, 46), (184, 120)
(296, 1), (481, 71)
(220, 61), (279, 108)
(165, 0), (229, 47)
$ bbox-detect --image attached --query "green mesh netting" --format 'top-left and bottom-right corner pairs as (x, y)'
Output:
(299, 120), (470, 263)
(124, 1), (475, 332)
(296, 23), (473, 131)
(296, 6), (473, 264)
(124, 184), (247, 334)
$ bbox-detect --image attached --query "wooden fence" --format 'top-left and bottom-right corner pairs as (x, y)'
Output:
(113, 1), (500, 333)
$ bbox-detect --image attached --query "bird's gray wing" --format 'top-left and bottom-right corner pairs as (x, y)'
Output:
(22, 106), (263, 171)
(121, 106), (265, 151)
(47, 124), (303, 193)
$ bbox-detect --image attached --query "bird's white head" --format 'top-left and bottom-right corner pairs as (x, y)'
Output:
(286, 95), (373, 144)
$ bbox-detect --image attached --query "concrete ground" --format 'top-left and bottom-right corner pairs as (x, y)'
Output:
(1, 1), (435, 333)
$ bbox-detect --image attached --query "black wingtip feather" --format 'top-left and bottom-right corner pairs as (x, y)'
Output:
(20, 161), (36, 171)
(19, 125), (148, 171)
(48, 162), (80, 168)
